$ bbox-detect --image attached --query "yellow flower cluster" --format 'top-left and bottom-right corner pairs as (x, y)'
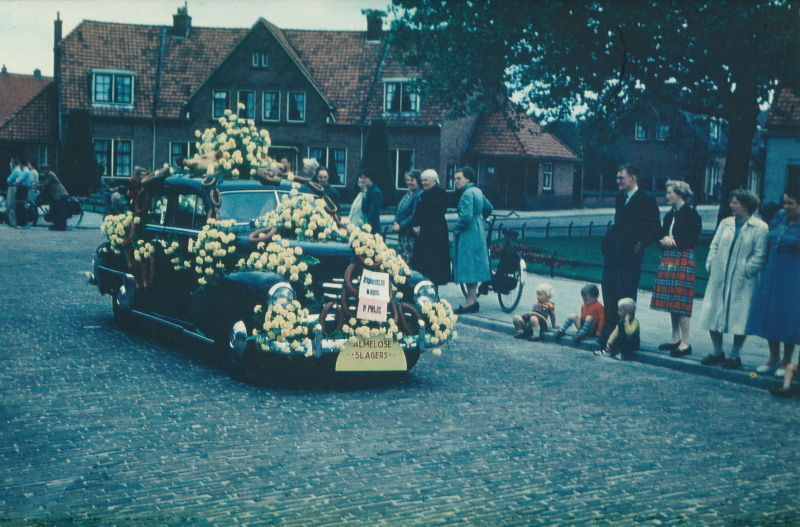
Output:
(237, 235), (317, 298)
(340, 316), (405, 344)
(100, 212), (136, 255)
(253, 299), (314, 355)
(256, 186), (349, 242)
(348, 227), (410, 296)
(186, 218), (239, 286)
(419, 300), (458, 345)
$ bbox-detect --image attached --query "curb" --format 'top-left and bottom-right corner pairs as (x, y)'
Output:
(456, 314), (787, 392)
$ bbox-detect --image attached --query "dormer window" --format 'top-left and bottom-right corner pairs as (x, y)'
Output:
(92, 70), (134, 107)
(384, 79), (419, 114)
(252, 52), (269, 68)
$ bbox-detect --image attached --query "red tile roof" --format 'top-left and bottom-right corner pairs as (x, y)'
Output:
(467, 109), (578, 160)
(767, 87), (800, 130)
(0, 72), (53, 128)
(0, 80), (57, 142)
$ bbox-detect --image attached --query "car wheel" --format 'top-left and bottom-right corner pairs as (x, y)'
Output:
(404, 348), (421, 371)
(218, 320), (253, 380)
(112, 285), (139, 332)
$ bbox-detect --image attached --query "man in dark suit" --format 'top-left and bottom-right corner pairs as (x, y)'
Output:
(600, 164), (661, 342)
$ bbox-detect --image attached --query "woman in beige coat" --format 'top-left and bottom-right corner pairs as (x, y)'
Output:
(698, 189), (768, 370)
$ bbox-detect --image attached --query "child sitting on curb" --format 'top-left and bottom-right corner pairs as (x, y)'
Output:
(555, 284), (604, 344)
(512, 283), (556, 342)
(595, 298), (639, 360)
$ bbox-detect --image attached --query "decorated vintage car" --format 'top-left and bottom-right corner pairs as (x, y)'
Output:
(89, 173), (457, 378)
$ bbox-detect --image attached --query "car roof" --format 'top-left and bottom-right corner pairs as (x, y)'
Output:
(164, 175), (299, 193)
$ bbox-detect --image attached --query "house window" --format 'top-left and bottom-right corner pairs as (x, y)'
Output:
(710, 121), (720, 142)
(212, 90), (230, 119)
(308, 147), (347, 185)
(658, 124), (669, 141)
(541, 163), (553, 191)
(635, 122), (647, 141)
(287, 92), (305, 122)
(384, 80), (419, 113)
(170, 142), (198, 168)
(446, 163), (456, 190)
(263, 91), (280, 121)
(252, 52), (268, 68)
(706, 164), (720, 196)
(92, 71), (134, 106)
(390, 149), (415, 188)
(478, 162), (494, 188)
(238, 91), (255, 120)
(95, 138), (133, 178)
(37, 146), (48, 169)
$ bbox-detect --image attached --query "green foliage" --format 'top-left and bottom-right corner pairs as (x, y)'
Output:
(61, 110), (100, 197)
(357, 118), (397, 207)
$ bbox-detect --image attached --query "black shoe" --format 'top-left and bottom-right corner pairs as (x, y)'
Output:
(770, 386), (793, 398)
(700, 353), (725, 366)
(659, 342), (681, 351)
(722, 357), (742, 370)
(514, 331), (532, 340)
(554, 330), (565, 342)
(478, 282), (490, 296)
(670, 345), (692, 358)
(454, 302), (479, 315)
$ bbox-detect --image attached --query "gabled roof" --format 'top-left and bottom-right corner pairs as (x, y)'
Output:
(0, 82), (58, 142)
(767, 87), (800, 130)
(467, 109), (578, 161)
(0, 71), (53, 128)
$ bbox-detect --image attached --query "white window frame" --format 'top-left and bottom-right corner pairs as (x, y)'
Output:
(710, 121), (720, 142)
(212, 90), (230, 119)
(238, 90), (256, 120)
(251, 52), (269, 68)
(94, 138), (133, 178)
(383, 78), (420, 114)
(262, 91), (280, 122)
(287, 91), (306, 123)
(541, 163), (553, 191)
(391, 149), (415, 189)
(657, 124), (669, 141)
(37, 146), (48, 168)
(91, 69), (135, 108)
(308, 147), (348, 187)
(635, 122), (647, 141)
(170, 141), (198, 168)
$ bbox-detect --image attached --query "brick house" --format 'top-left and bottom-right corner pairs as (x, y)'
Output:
(0, 66), (58, 185)
(763, 87), (800, 205)
(5, 6), (578, 209)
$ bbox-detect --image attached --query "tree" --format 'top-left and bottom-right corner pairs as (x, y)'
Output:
(357, 118), (397, 207)
(61, 110), (100, 196)
(390, 0), (800, 218)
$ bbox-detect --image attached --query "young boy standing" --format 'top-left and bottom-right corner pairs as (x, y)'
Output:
(512, 283), (556, 342)
(555, 284), (605, 344)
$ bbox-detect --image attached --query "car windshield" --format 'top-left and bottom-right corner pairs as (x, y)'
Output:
(218, 190), (285, 226)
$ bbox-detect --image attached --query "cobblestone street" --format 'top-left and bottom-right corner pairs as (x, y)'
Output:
(1, 225), (799, 526)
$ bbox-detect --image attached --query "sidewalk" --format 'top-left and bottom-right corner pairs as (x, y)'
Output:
(438, 272), (792, 392)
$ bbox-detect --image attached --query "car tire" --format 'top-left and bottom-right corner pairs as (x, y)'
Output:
(112, 286), (139, 332)
(404, 348), (421, 371)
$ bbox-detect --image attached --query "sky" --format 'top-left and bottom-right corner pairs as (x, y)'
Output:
(0, 0), (393, 78)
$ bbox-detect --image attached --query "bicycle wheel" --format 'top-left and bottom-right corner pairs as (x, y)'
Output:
(497, 257), (525, 313)
(9, 199), (38, 229)
(65, 202), (84, 230)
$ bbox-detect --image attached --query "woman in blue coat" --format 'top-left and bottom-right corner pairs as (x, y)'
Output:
(452, 167), (493, 314)
(359, 169), (383, 236)
(747, 187), (800, 383)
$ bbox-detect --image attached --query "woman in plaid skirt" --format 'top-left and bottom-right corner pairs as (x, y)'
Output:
(651, 180), (702, 357)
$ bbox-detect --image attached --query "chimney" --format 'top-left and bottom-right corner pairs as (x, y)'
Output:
(54, 12), (62, 83)
(34, 68), (42, 80)
(172, 2), (191, 38)
(365, 10), (383, 42)
(1, 65), (7, 76)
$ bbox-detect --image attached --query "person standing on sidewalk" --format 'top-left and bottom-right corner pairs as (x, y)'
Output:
(599, 164), (660, 346)
(698, 189), (768, 370)
(6, 158), (32, 226)
(410, 169), (451, 285)
(650, 180), (703, 358)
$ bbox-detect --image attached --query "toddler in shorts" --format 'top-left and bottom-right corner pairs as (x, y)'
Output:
(512, 283), (556, 342)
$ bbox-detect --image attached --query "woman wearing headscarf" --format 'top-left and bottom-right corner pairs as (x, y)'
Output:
(452, 167), (492, 314)
(697, 189), (767, 370)
(650, 180), (703, 358)
(392, 170), (423, 263)
(410, 169), (451, 285)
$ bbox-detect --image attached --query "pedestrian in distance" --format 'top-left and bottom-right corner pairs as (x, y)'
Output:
(6, 158), (32, 226)
(5, 158), (23, 225)
(599, 164), (660, 346)
(452, 166), (493, 314)
(746, 186), (800, 380)
(392, 169), (423, 264)
(596, 298), (640, 361)
(651, 180), (703, 358)
(27, 159), (39, 186)
(512, 283), (556, 342)
(698, 189), (768, 371)
(410, 169), (451, 286)
(359, 168), (383, 237)
(555, 283), (604, 344)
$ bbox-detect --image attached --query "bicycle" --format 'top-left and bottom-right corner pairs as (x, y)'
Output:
(459, 214), (526, 312)
(1, 189), (84, 230)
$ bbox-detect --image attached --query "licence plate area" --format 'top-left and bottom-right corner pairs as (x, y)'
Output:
(335, 337), (407, 372)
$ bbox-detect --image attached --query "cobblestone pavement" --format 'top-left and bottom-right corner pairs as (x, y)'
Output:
(1, 225), (800, 527)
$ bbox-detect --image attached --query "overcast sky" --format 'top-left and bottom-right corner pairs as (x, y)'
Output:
(0, 0), (393, 77)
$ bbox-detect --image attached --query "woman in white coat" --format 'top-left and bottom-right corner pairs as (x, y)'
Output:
(698, 189), (768, 370)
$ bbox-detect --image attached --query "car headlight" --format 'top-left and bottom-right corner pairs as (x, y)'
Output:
(414, 280), (438, 306)
(268, 282), (296, 306)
